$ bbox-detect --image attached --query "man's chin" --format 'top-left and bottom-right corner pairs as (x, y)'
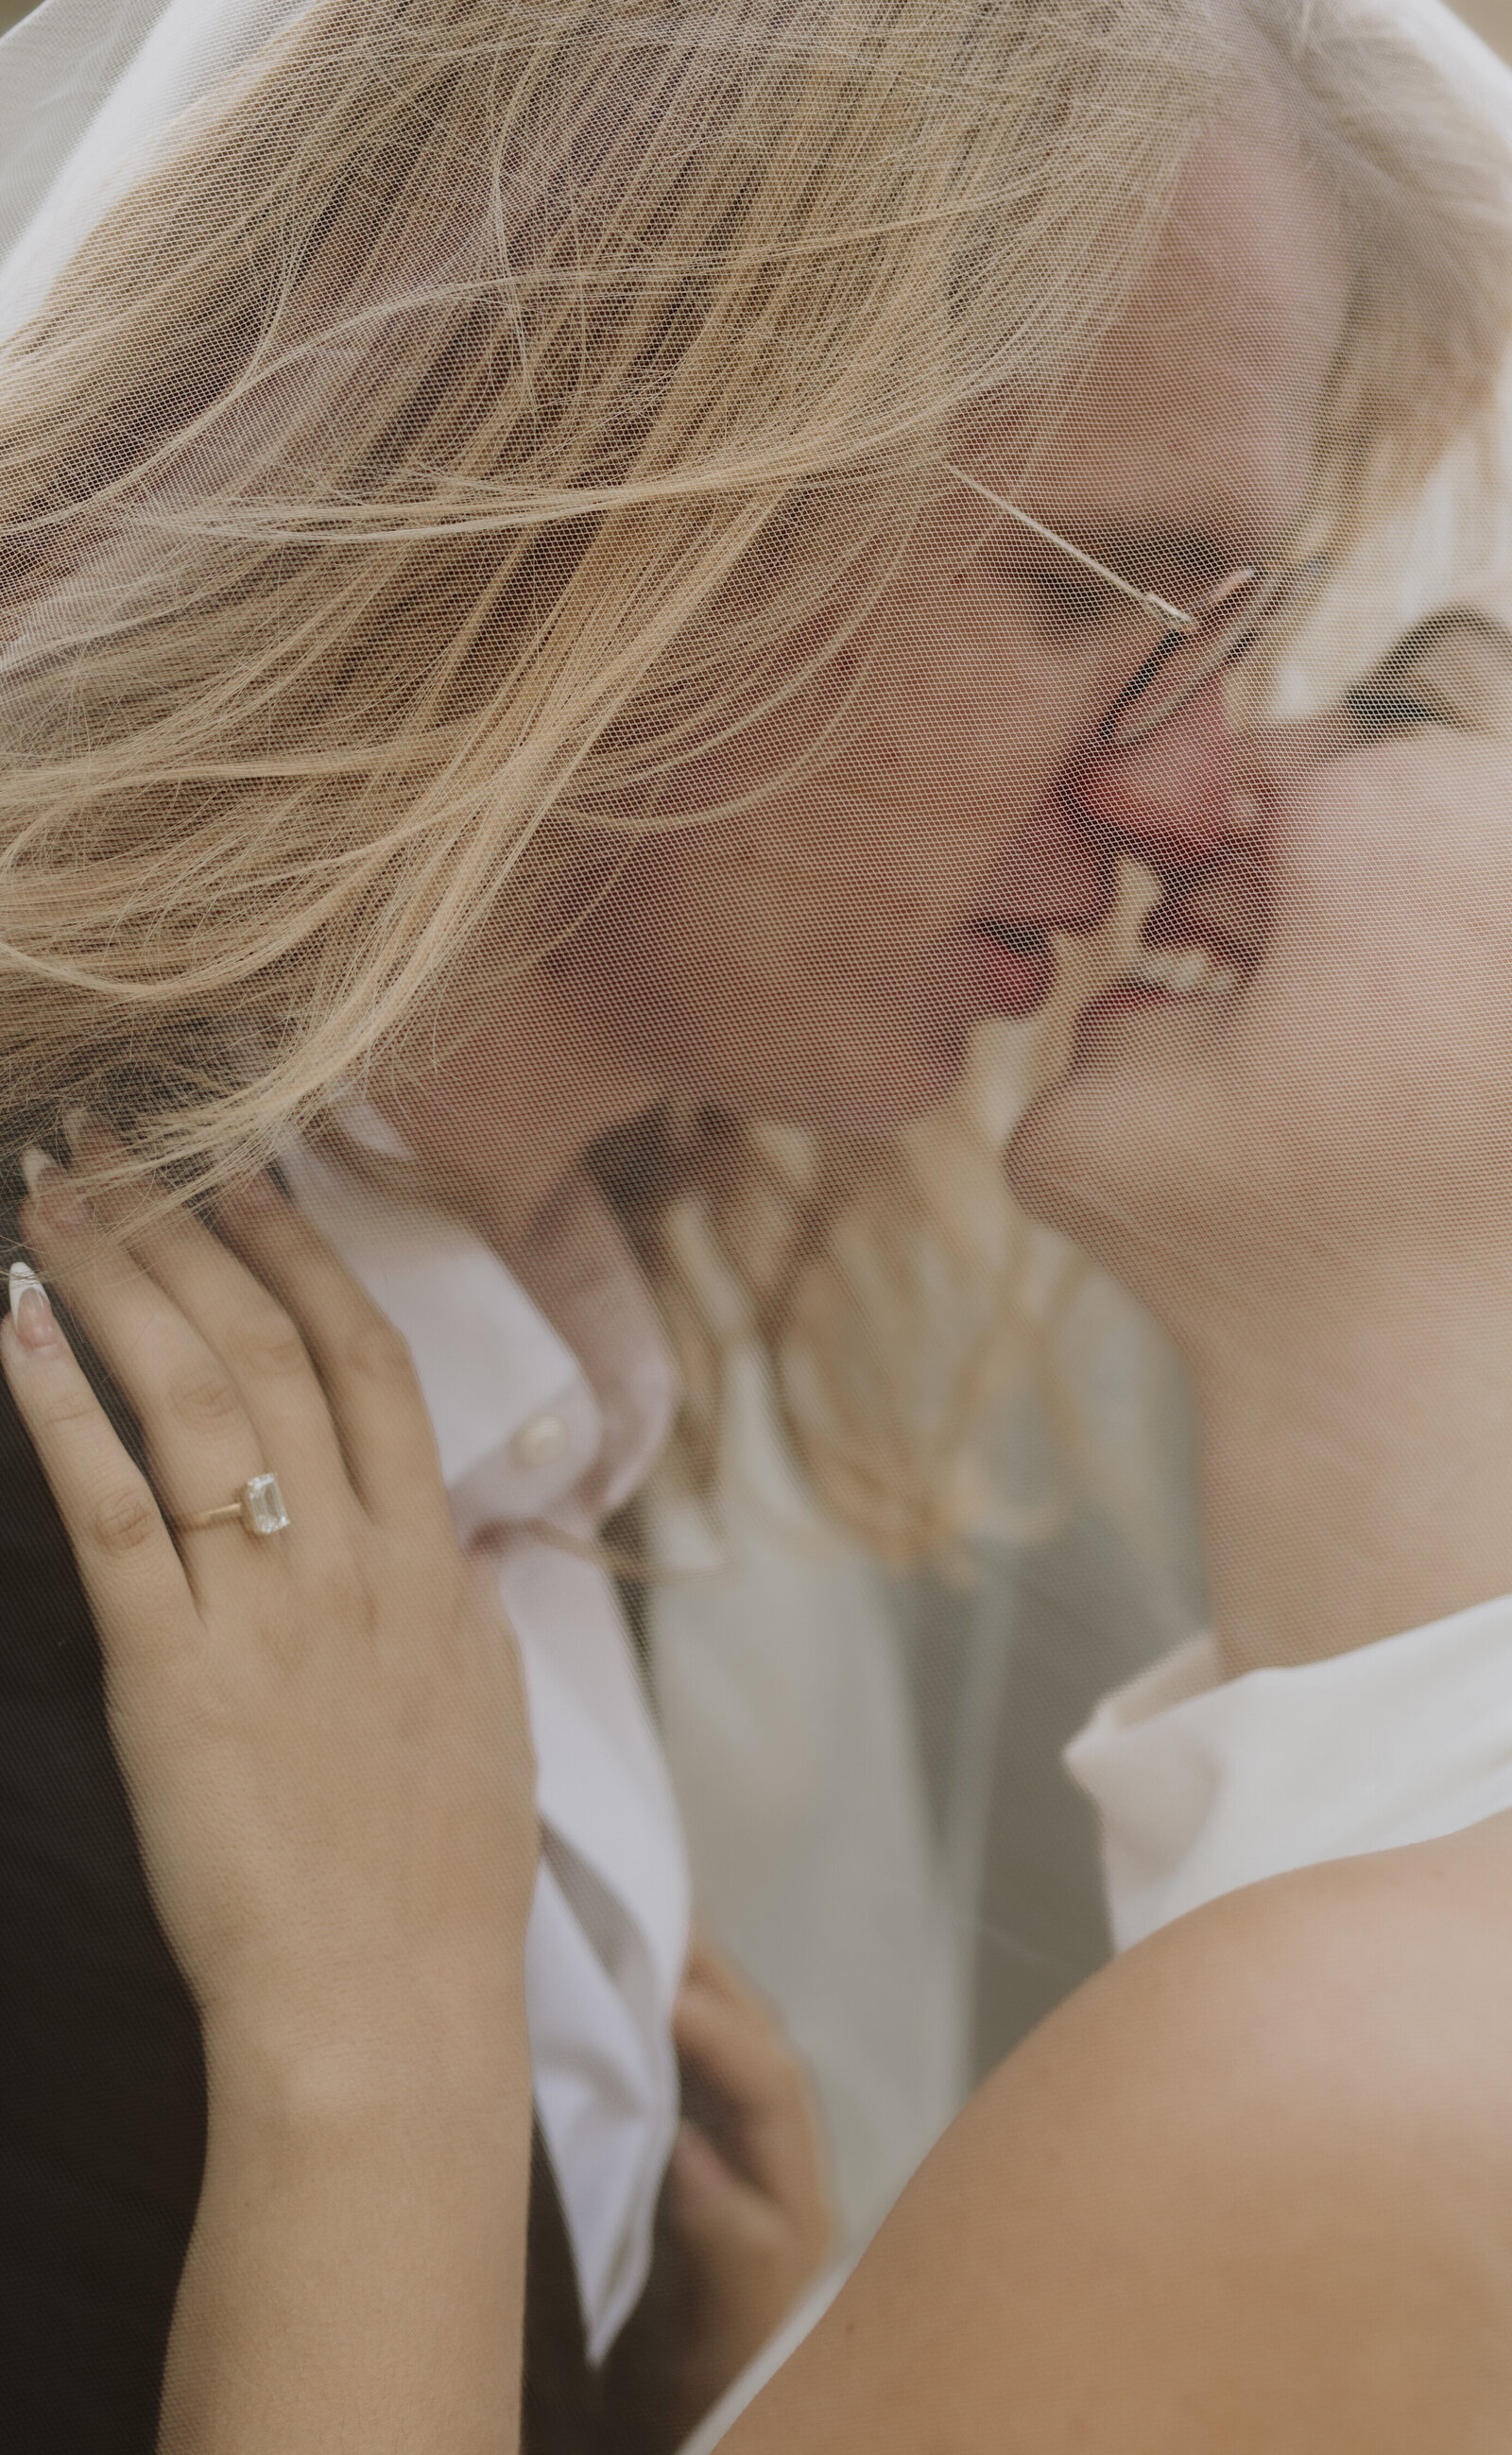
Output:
(736, 1042), (971, 1141)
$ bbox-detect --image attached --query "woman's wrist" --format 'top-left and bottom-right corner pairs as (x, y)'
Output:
(167, 1981), (532, 2455)
(198, 1962), (533, 2144)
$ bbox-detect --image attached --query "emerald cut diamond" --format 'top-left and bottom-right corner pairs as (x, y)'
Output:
(241, 1472), (291, 1537)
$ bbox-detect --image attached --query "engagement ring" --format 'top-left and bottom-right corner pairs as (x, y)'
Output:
(176, 1473), (291, 1538)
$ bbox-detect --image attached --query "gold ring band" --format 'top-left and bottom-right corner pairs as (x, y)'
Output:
(176, 1473), (291, 1538)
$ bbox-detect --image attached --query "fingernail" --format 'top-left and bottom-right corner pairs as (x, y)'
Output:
(61, 1107), (90, 1154)
(9, 1262), (57, 1351)
(21, 1147), (89, 1231)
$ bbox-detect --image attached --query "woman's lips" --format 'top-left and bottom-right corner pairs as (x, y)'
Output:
(1079, 935), (1248, 1024)
(957, 923), (1057, 1016)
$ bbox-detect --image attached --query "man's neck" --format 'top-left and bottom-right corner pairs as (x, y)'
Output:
(1186, 1247), (1512, 1679)
(375, 971), (662, 1259)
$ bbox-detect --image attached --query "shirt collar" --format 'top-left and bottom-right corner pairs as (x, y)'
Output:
(277, 1132), (676, 1549)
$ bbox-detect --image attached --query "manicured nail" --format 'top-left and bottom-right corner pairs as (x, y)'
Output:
(20, 1146), (89, 1231)
(60, 1107), (90, 1154)
(8, 1262), (57, 1351)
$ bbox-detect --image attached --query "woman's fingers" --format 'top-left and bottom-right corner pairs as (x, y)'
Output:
(0, 1264), (196, 1667)
(684, 1924), (777, 2018)
(669, 2114), (794, 2277)
(37, 1131), (448, 1542)
(5, 1138), (541, 2132)
(667, 1952), (835, 2433)
(674, 1956), (833, 2264)
(20, 1158), (299, 1602)
(212, 1172), (451, 1535)
(62, 1136), (359, 1536)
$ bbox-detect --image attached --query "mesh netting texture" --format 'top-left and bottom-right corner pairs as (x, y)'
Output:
(4, 0), (1512, 2448)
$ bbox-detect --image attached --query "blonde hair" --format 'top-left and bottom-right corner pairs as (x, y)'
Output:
(1, 0), (1509, 1558)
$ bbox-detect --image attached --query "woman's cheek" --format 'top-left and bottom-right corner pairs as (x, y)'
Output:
(1248, 893), (1512, 1221)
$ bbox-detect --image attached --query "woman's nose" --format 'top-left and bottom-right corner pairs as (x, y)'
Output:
(1072, 673), (1239, 879)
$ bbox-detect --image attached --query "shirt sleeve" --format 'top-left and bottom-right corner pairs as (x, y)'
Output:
(1063, 1593), (1512, 1952)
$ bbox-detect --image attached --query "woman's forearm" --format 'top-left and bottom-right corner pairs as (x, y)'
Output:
(161, 2003), (533, 2455)
(0, 1164), (542, 2455)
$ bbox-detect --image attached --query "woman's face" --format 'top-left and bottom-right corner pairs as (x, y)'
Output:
(1007, 640), (1512, 1343)
(547, 115), (1351, 1134)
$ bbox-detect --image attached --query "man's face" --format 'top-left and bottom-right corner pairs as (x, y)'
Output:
(552, 112), (1351, 1134)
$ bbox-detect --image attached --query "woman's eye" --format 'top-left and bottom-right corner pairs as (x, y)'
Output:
(1341, 681), (1449, 740)
(1340, 611), (1512, 741)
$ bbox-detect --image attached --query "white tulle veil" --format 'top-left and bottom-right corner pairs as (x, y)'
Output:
(4, 0), (1512, 2434)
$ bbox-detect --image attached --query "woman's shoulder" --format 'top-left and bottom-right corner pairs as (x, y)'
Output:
(995, 1828), (1512, 2445)
(1117, 1814), (1512, 2109)
(784, 1830), (1512, 2455)
(1044, 1821), (1512, 2225)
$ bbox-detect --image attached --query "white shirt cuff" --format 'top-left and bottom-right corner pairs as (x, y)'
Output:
(1064, 1593), (1512, 1952)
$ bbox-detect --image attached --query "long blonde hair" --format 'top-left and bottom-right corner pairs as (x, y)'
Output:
(1, 0), (1509, 1556)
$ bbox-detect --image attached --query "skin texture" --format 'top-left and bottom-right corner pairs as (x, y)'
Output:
(6, 81), (1494, 2455)
(3, 1149), (538, 2455)
(1010, 618), (1512, 1673)
(386, 108), (1349, 1236)
(717, 1815), (1512, 2455)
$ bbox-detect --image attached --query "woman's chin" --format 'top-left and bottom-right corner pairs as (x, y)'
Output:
(1005, 1085), (1108, 1243)
(1005, 1058), (1217, 1284)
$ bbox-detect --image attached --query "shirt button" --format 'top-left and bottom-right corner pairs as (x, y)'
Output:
(509, 1410), (570, 1470)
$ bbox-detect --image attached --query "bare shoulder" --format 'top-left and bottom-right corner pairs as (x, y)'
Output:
(988, 1827), (1512, 2444)
(730, 1822), (1512, 2455)
(1108, 1815), (1512, 2155)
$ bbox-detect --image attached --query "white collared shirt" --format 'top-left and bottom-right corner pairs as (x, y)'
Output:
(1065, 1593), (1512, 1952)
(280, 1141), (690, 2360)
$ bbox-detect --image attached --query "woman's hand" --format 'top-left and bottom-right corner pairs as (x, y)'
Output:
(2, 1140), (539, 2453)
(4, 1142), (536, 2081)
(668, 1928), (836, 2433)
